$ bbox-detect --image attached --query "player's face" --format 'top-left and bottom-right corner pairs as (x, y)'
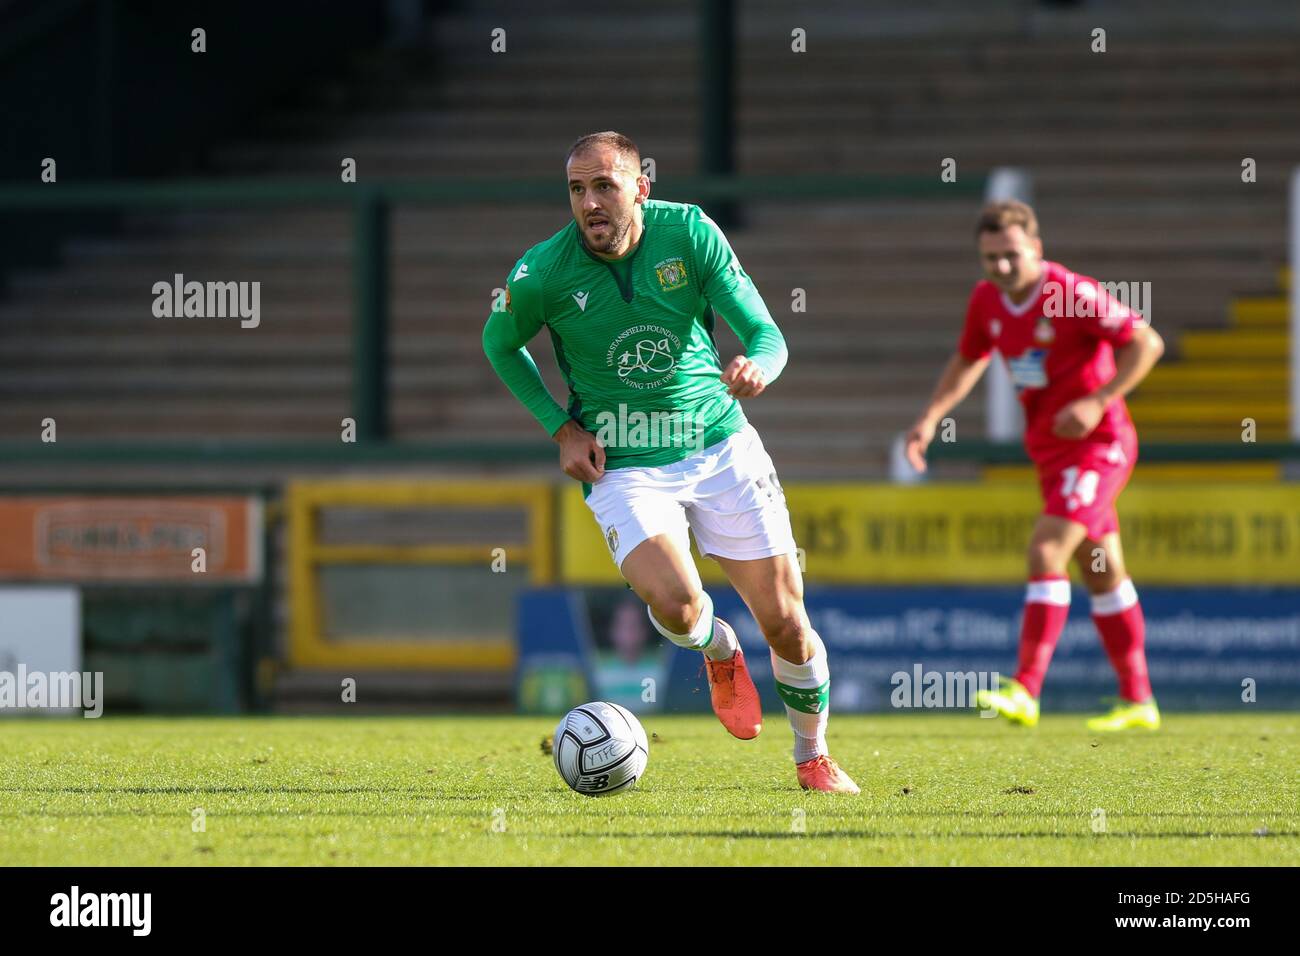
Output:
(978, 225), (1043, 297)
(566, 147), (648, 256)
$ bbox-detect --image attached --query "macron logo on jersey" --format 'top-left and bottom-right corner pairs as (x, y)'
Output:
(572, 291), (589, 311)
(514, 263), (530, 281)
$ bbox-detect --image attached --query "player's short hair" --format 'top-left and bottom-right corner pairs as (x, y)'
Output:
(975, 200), (1039, 239)
(565, 131), (641, 172)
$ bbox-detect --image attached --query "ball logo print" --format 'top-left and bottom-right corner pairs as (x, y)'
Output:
(553, 702), (649, 796)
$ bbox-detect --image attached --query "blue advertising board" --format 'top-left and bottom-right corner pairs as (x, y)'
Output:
(516, 586), (1300, 713)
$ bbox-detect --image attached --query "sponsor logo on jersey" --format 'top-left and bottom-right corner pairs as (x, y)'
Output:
(572, 290), (589, 311)
(606, 324), (681, 389)
(1033, 316), (1055, 344)
(514, 263), (530, 281)
(1007, 348), (1049, 390)
(654, 257), (689, 292)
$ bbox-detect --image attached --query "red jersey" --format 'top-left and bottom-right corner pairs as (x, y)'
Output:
(958, 260), (1141, 464)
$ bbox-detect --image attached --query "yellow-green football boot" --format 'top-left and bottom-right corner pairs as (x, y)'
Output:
(975, 676), (1039, 727)
(1086, 697), (1161, 732)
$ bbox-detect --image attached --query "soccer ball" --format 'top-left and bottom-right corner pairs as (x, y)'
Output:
(553, 701), (649, 796)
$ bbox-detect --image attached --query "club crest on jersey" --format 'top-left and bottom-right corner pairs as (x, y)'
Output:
(989, 319), (1002, 338)
(654, 257), (689, 292)
(1034, 317), (1055, 344)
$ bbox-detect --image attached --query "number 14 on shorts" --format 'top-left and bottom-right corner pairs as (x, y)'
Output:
(1059, 466), (1099, 510)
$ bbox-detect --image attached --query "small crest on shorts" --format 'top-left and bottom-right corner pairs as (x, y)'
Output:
(605, 525), (619, 556)
(654, 257), (689, 292)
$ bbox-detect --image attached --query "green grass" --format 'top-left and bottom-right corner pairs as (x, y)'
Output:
(0, 713), (1296, 865)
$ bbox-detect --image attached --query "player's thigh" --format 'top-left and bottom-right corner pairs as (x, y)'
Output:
(713, 552), (810, 655)
(685, 424), (798, 567)
(1039, 444), (1132, 540)
(585, 472), (701, 618)
(620, 533), (705, 618)
(1073, 531), (1128, 593)
(1026, 513), (1090, 575)
(685, 425), (807, 656)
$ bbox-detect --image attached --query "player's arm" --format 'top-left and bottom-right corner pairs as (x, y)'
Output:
(481, 266), (605, 481)
(905, 290), (994, 472)
(1053, 324), (1164, 438)
(691, 207), (788, 398)
(904, 351), (991, 472)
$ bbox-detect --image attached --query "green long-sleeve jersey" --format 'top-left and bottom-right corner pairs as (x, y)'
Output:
(482, 199), (787, 470)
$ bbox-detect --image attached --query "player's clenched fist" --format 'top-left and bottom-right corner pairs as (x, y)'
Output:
(904, 417), (937, 473)
(720, 355), (766, 398)
(554, 420), (606, 482)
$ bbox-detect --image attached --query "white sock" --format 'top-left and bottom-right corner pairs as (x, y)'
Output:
(645, 592), (737, 661)
(702, 617), (739, 662)
(770, 629), (829, 763)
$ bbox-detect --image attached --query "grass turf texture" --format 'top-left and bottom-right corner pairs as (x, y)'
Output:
(1, 713), (1296, 866)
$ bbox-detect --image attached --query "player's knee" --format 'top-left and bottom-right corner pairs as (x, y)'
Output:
(761, 614), (810, 663)
(645, 587), (703, 633)
(1026, 540), (1067, 576)
(1081, 564), (1126, 595)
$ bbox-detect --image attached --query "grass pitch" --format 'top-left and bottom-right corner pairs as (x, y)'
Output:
(1, 713), (1295, 866)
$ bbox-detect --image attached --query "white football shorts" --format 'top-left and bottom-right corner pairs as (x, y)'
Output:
(584, 423), (798, 569)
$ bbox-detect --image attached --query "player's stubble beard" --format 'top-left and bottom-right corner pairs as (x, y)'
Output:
(581, 205), (636, 257)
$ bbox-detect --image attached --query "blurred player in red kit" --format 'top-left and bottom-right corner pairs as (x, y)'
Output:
(905, 200), (1166, 730)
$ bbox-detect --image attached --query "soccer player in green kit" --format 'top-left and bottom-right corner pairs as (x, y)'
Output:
(483, 132), (858, 793)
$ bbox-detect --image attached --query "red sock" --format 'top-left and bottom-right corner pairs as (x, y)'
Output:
(1091, 579), (1152, 702)
(1013, 575), (1072, 698)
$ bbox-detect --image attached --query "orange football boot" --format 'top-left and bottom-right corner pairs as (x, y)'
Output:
(702, 620), (762, 740)
(796, 755), (860, 794)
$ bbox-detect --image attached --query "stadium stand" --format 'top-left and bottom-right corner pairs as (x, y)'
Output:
(1, 2), (1297, 481)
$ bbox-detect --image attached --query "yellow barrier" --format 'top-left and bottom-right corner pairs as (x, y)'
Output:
(288, 480), (553, 669)
(560, 482), (1300, 585)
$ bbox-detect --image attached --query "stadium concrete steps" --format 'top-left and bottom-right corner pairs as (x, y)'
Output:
(0, 16), (1294, 482)
(1127, 271), (1291, 441)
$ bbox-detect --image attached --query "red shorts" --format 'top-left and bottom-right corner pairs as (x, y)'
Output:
(1035, 434), (1138, 540)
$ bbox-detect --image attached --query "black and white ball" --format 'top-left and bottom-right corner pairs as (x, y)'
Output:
(553, 702), (649, 796)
